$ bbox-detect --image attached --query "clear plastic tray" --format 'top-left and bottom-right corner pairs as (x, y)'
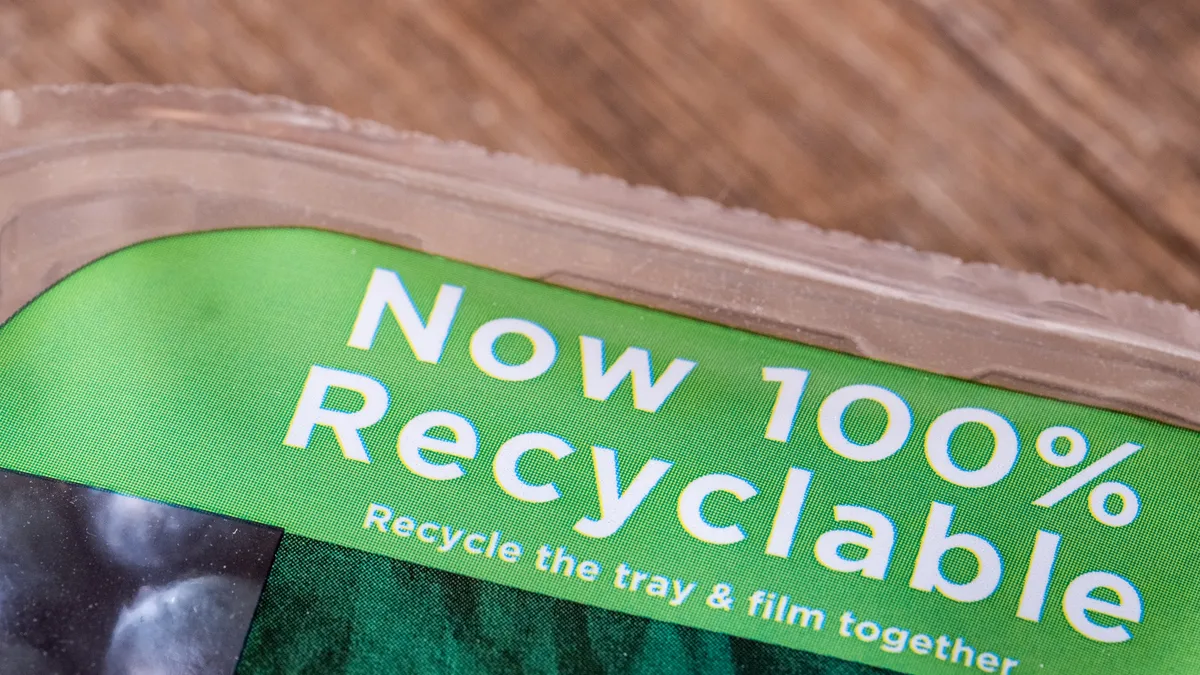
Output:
(1, 84), (1197, 429)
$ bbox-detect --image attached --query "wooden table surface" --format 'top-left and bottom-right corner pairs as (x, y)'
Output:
(3, 0), (1200, 306)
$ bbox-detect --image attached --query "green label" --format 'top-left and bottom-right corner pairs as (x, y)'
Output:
(1, 228), (1196, 674)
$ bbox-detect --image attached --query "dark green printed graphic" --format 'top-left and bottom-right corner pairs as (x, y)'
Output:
(0, 228), (1197, 673)
(239, 536), (891, 675)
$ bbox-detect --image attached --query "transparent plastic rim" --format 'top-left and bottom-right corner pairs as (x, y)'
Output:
(1, 84), (1197, 428)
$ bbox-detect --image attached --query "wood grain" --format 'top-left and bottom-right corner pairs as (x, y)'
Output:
(2, 0), (1199, 304)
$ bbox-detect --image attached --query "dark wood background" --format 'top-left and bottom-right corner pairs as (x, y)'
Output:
(4, 1), (1200, 305)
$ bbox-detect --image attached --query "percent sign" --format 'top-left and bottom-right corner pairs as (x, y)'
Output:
(1031, 427), (1141, 527)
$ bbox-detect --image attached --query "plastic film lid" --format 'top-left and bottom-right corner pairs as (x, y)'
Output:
(0, 84), (1197, 429)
